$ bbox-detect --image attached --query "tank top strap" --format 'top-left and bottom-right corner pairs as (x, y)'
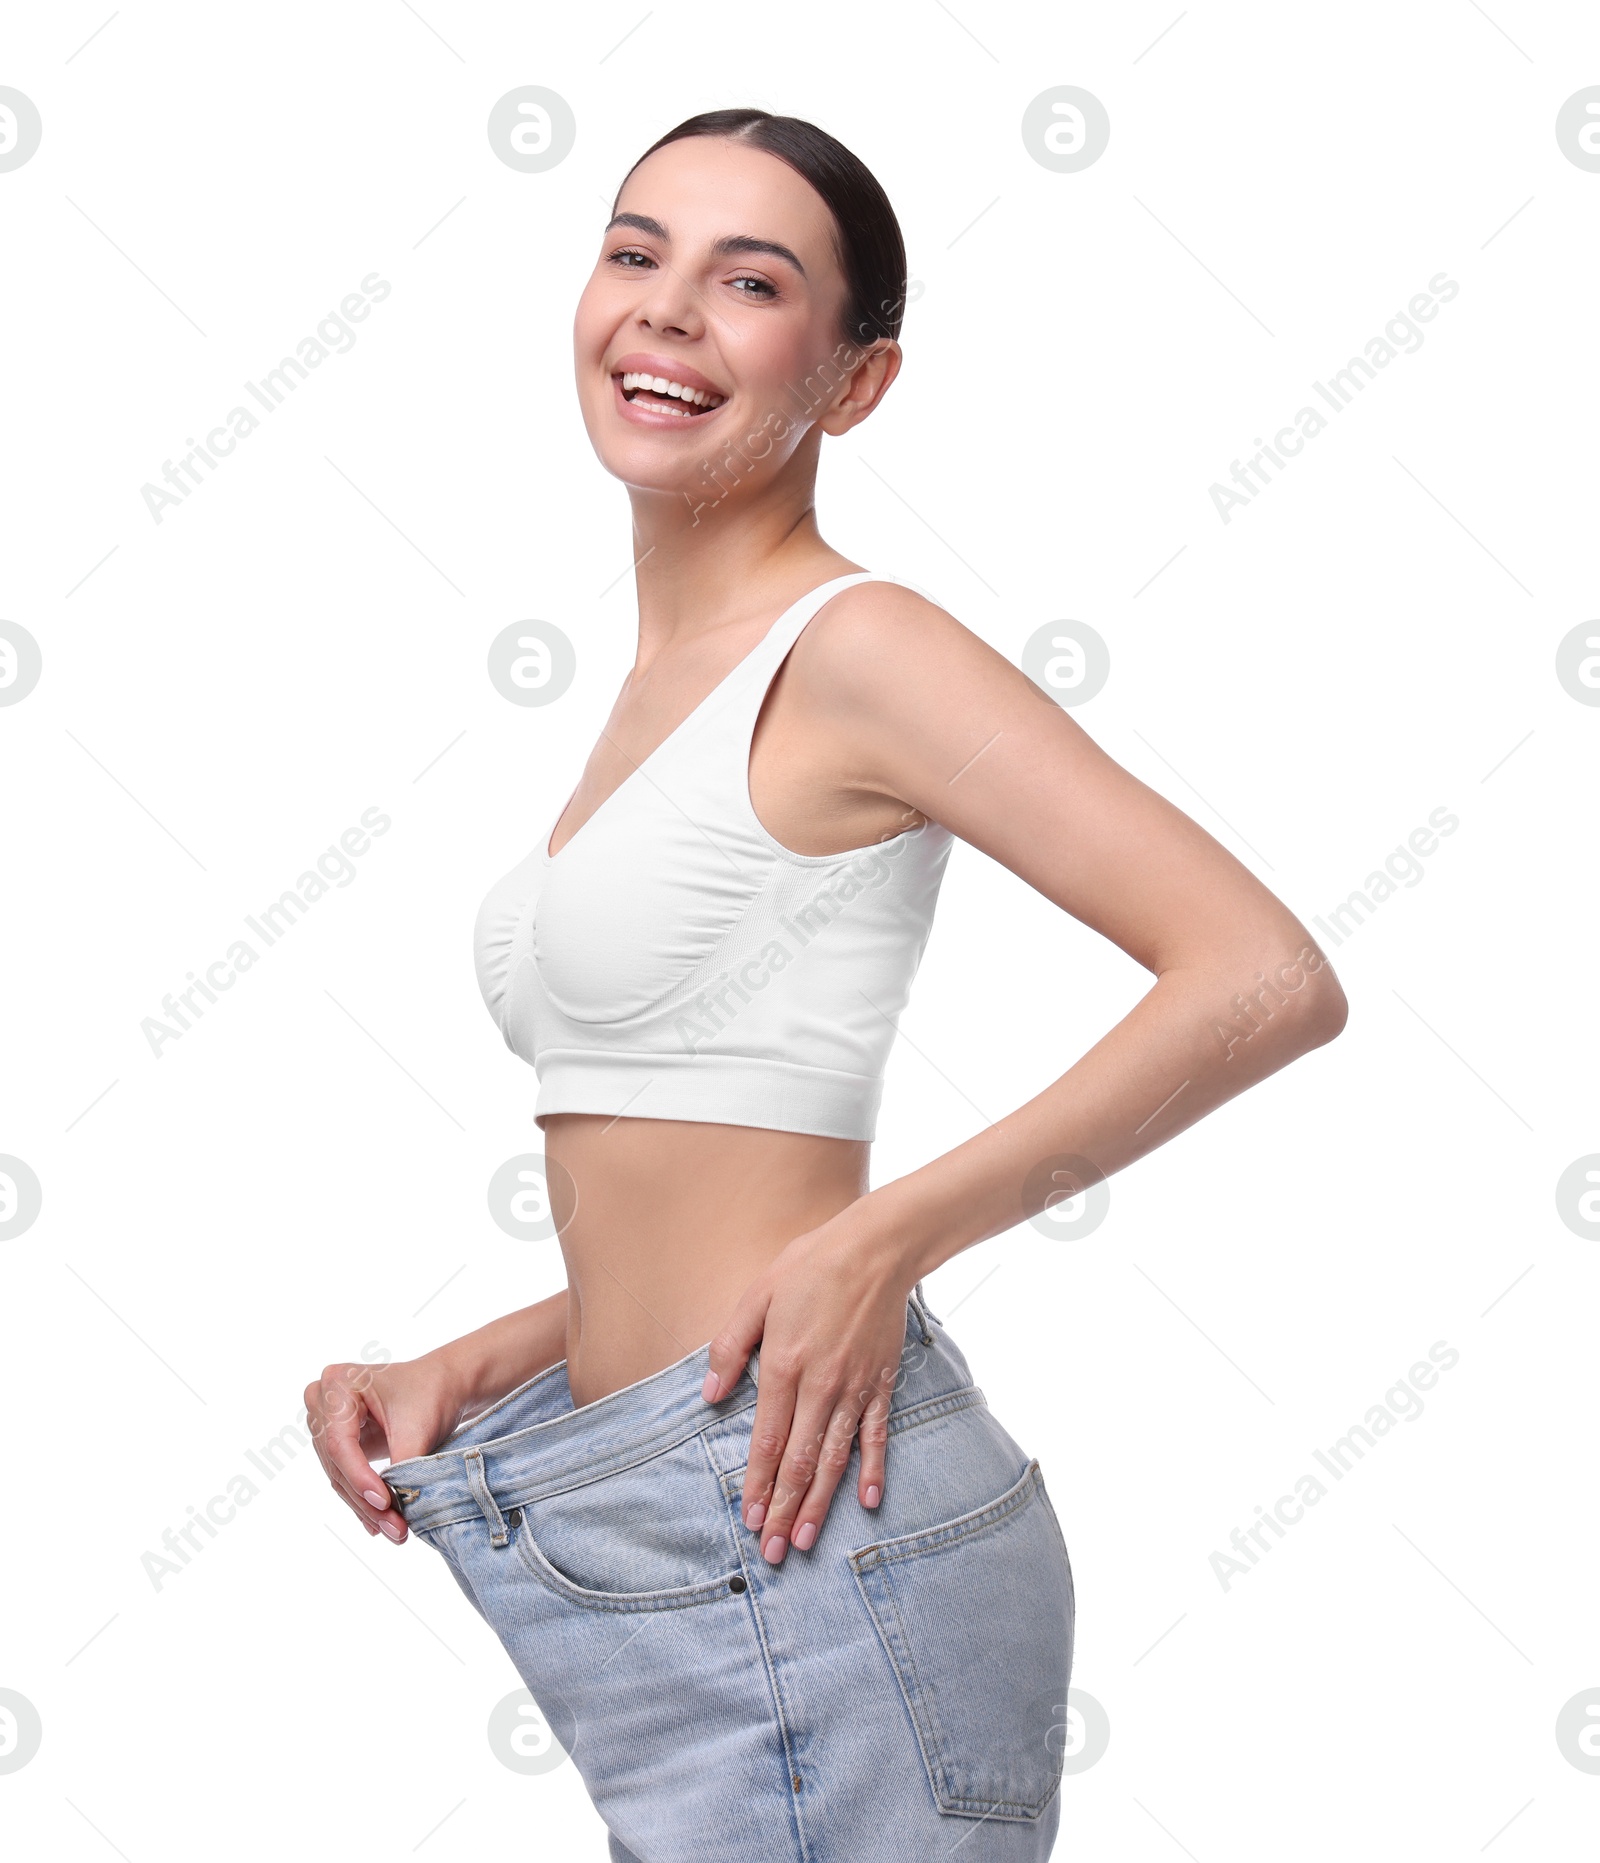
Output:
(711, 570), (899, 738)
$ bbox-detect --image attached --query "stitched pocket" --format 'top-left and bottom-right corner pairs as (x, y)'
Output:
(506, 1434), (745, 1614)
(510, 1513), (744, 1614)
(849, 1458), (1074, 1820)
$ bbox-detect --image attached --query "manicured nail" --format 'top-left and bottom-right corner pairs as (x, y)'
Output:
(379, 1517), (404, 1541)
(793, 1521), (817, 1551)
(363, 1489), (386, 1507)
(865, 1484), (881, 1508)
(701, 1371), (722, 1403)
(745, 1501), (766, 1531)
(762, 1534), (788, 1565)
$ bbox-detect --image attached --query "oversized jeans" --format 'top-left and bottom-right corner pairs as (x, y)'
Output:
(382, 1287), (1075, 1861)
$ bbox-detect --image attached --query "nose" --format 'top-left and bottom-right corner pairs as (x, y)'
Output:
(633, 262), (703, 341)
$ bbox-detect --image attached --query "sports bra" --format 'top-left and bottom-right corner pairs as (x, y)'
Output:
(473, 572), (954, 1141)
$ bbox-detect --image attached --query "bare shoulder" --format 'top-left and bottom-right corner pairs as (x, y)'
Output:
(792, 578), (1039, 721)
(779, 574), (1101, 859)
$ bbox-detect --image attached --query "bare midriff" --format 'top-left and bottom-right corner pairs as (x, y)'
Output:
(542, 1112), (870, 1407)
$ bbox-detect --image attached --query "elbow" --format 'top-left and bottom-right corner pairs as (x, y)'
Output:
(1312, 984), (1349, 1050)
(1197, 940), (1348, 1068)
(1297, 967), (1349, 1053)
(1237, 944), (1348, 1063)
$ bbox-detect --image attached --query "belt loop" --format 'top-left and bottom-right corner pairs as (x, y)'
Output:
(463, 1447), (511, 1549)
(908, 1282), (935, 1345)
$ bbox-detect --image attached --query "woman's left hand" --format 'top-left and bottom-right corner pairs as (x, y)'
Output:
(702, 1214), (913, 1565)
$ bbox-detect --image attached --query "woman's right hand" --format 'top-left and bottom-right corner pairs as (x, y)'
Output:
(305, 1352), (464, 1543)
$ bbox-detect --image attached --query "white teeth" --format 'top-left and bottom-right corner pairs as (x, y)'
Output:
(619, 371), (724, 410)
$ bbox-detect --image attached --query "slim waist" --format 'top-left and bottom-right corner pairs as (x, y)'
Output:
(383, 1282), (966, 1536)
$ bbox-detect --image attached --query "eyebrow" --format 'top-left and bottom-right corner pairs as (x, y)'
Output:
(604, 212), (808, 279)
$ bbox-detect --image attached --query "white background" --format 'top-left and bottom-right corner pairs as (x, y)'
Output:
(2, 2), (1596, 1857)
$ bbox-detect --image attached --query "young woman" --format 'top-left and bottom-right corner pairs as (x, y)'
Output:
(306, 109), (1347, 1860)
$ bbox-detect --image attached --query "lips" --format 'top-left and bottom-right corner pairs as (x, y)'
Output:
(609, 353), (727, 424)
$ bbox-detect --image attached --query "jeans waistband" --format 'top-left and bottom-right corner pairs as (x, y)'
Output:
(383, 1281), (961, 1536)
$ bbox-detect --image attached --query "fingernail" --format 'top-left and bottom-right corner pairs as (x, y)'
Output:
(701, 1370), (722, 1403)
(865, 1484), (881, 1508)
(745, 1501), (766, 1531)
(793, 1521), (817, 1551)
(363, 1489), (386, 1507)
(762, 1534), (787, 1565)
(380, 1517), (404, 1541)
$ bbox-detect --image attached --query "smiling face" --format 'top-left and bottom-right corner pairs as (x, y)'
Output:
(572, 134), (897, 501)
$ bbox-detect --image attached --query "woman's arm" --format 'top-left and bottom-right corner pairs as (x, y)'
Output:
(428, 1290), (573, 1422)
(306, 1289), (569, 1541)
(706, 583), (1348, 1563)
(862, 926), (1343, 1282)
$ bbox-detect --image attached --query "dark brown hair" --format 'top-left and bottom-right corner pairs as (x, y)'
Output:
(615, 109), (908, 349)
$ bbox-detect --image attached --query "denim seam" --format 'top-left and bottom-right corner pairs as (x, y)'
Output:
(885, 1384), (984, 1441)
(694, 1430), (813, 1860)
(696, 1429), (746, 1564)
(848, 1457), (1041, 1569)
(1035, 1470), (1077, 1620)
(728, 1483), (814, 1863)
(701, 1399), (769, 1482)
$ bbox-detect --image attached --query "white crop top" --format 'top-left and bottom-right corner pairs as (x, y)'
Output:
(473, 572), (953, 1140)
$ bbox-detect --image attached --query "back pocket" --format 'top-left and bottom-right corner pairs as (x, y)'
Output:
(849, 1458), (1073, 1820)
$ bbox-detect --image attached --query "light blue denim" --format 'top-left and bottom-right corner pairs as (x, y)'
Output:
(382, 1287), (1075, 1861)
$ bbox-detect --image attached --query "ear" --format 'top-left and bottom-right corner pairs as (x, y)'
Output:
(820, 340), (902, 437)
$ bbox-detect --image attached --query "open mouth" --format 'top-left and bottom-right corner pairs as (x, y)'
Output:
(617, 371), (726, 418)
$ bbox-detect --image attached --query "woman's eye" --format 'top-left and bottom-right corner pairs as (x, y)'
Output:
(730, 275), (777, 299)
(608, 247), (655, 269)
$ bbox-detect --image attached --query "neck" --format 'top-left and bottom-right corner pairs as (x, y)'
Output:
(621, 436), (852, 654)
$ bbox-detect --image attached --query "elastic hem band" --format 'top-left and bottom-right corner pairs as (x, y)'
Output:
(534, 1049), (882, 1140)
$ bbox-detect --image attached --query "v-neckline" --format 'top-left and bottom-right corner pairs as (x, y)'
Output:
(542, 572), (867, 864)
